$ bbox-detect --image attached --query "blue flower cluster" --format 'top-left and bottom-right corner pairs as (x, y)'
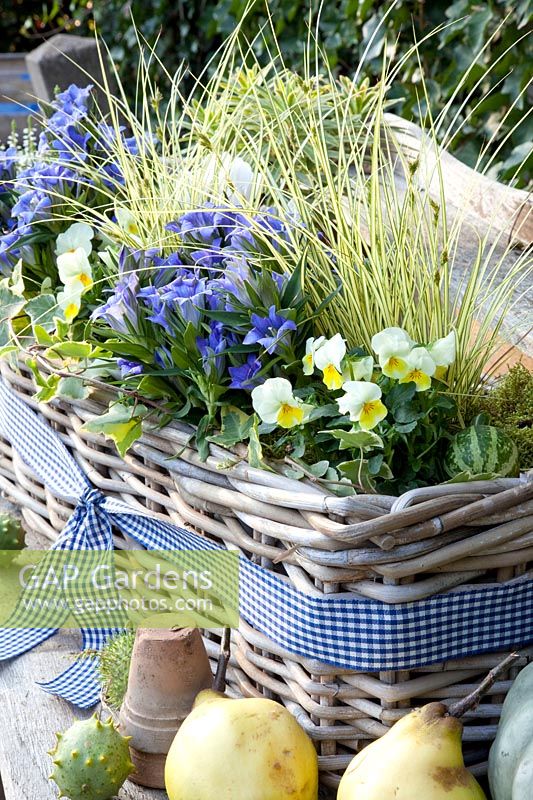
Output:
(92, 205), (303, 392)
(0, 84), (141, 274)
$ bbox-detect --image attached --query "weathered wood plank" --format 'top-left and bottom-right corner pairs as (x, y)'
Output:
(0, 631), (166, 800)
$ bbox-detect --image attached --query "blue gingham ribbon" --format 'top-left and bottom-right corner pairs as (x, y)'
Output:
(0, 378), (532, 708)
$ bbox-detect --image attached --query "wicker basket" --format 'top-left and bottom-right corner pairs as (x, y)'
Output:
(1, 359), (532, 788)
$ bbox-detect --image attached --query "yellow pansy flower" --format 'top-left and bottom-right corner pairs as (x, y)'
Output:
(428, 331), (456, 380)
(302, 336), (325, 375)
(371, 327), (414, 379)
(314, 333), (346, 390)
(55, 222), (94, 257)
(342, 355), (374, 382)
(57, 280), (84, 323)
(399, 347), (436, 392)
(116, 207), (141, 241)
(251, 377), (312, 429)
(57, 247), (93, 291)
(337, 381), (388, 430)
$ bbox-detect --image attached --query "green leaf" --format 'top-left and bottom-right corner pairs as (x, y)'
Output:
(25, 294), (58, 333)
(33, 325), (55, 346)
(183, 322), (200, 357)
(82, 404), (146, 457)
(280, 255), (304, 306)
(195, 414), (211, 461)
(338, 458), (375, 491)
(444, 471), (499, 484)
(0, 285), (25, 347)
(306, 403), (339, 422)
(57, 376), (91, 400)
(209, 410), (254, 448)
(0, 345), (17, 358)
(326, 428), (384, 451)
(34, 374), (60, 403)
(247, 419), (264, 468)
(136, 375), (172, 400)
(54, 318), (70, 339)
(386, 382), (417, 414)
(102, 341), (154, 361)
(170, 345), (190, 370)
(46, 341), (93, 360)
(394, 420), (418, 434)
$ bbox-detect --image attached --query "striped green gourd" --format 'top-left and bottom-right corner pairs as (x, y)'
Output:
(444, 424), (519, 479)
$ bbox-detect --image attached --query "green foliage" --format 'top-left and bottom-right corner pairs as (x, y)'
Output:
(0, 1), (93, 53)
(475, 365), (533, 470)
(98, 630), (136, 710)
(82, 403), (148, 458)
(88, 0), (532, 186)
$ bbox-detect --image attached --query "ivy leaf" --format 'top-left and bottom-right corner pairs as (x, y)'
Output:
(0, 282), (25, 347)
(209, 410), (254, 448)
(46, 341), (93, 360)
(57, 376), (91, 401)
(34, 374), (61, 403)
(33, 325), (55, 346)
(338, 456), (393, 491)
(325, 428), (384, 451)
(82, 404), (146, 457)
(25, 294), (58, 333)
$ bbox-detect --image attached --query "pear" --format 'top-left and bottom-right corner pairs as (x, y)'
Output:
(338, 702), (487, 800)
(165, 689), (318, 800)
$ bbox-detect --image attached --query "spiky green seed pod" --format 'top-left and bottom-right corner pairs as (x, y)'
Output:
(0, 509), (24, 550)
(49, 714), (134, 799)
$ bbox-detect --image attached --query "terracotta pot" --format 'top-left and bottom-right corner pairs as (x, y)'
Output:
(119, 627), (213, 788)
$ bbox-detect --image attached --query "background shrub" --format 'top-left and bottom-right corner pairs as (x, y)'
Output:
(4, 0), (532, 185)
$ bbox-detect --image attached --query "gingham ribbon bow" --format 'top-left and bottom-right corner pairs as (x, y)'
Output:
(1, 378), (532, 708)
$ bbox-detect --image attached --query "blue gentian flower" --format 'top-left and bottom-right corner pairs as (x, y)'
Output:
(243, 305), (297, 354)
(196, 322), (227, 381)
(0, 231), (21, 272)
(228, 354), (262, 390)
(117, 358), (144, 377)
(54, 84), (93, 115)
(11, 189), (51, 233)
(166, 207), (220, 244)
(190, 246), (225, 270)
(92, 271), (140, 334)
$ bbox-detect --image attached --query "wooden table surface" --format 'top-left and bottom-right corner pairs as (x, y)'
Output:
(0, 630), (167, 800)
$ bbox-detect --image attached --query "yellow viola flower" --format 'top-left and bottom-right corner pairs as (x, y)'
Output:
(57, 280), (84, 323)
(302, 336), (325, 375)
(399, 347), (436, 392)
(371, 327), (414, 379)
(251, 377), (312, 429)
(337, 381), (388, 430)
(428, 331), (456, 380)
(57, 247), (93, 291)
(314, 333), (346, 390)
(55, 222), (94, 257)
(116, 207), (141, 241)
(342, 355), (374, 382)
